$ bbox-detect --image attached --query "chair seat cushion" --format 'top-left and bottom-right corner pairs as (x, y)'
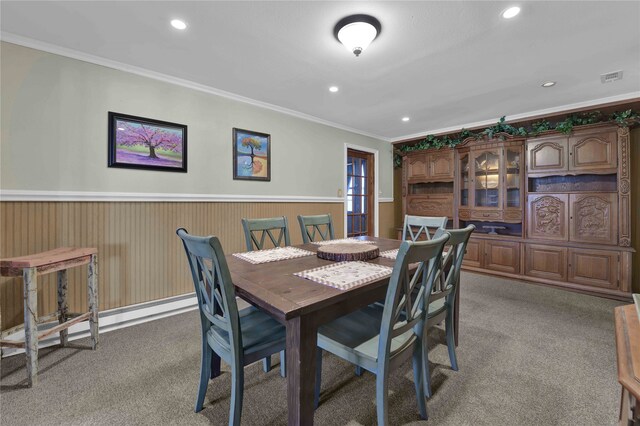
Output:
(208, 306), (285, 358)
(318, 305), (417, 366)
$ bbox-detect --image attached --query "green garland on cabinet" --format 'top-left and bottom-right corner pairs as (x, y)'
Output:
(394, 109), (640, 167)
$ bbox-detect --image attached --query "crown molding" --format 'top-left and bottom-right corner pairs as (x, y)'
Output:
(0, 189), (344, 203)
(0, 32), (390, 142)
(390, 92), (640, 143)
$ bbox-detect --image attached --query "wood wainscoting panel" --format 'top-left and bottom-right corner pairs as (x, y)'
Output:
(0, 201), (345, 330)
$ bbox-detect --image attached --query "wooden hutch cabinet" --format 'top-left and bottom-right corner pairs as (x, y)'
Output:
(400, 124), (633, 300)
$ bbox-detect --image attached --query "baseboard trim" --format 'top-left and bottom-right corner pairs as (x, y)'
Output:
(0, 293), (198, 358)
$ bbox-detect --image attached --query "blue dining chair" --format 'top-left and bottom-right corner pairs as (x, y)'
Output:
(297, 214), (335, 243)
(423, 225), (474, 397)
(314, 233), (450, 424)
(241, 216), (288, 376)
(402, 215), (448, 241)
(177, 228), (286, 424)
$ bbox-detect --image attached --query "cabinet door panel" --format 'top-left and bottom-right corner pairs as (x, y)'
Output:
(568, 248), (618, 289)
(527, 194), (569, 241)
(462, 239), (482, 268)
(430, 151), (454, 180)
(406, 195), (453, 218)
(569, 193), (617, 245)
(408, 154), (428, 180)
(527, 137), (568, 174)
(484, 241), (520, 274)
(525, 244), (567, 281)
(568, 130), (617, 171)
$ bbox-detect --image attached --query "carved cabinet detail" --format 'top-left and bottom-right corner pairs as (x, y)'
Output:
(406, 194), (453, 218)
(568, 248), (618, 289)
(568, 129), (617, 171)
(527, 194), (568, 241)
(569, 193), (618, 245)
(527, 136), (568, 174)
(408, 154), (428, 181)
(525, 244), (567, 281)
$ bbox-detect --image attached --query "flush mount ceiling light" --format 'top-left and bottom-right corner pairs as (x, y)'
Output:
(334, 14), (381, 57)
(329, 86), (339, 93)
(402, 117), (410, 122)
(171, 19), (187, 30)
(541, 81), (556, 87)
(501, 6), (521, 19)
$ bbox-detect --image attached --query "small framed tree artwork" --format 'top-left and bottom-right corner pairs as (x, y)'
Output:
(108, 112), (187, 172)
(233, 128), (271, 181)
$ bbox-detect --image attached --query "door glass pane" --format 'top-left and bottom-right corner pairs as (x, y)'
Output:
(347, 151), (373, 237)
(474, 151), (499, 208)
(460, 153), (469, 207)
(506, 148), (520, 208)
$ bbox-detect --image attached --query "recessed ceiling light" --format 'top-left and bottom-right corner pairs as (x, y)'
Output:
(117, 127), (125, 131)
(541, 81), (556, 87)
(402, 117), (410, 122)
(171, 19), (187, 30)
(329, 86), (339, 93)
(501, 6), (521, 19)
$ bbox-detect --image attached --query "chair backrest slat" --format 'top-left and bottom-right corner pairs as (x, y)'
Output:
(430, 225), (475, 306)
(378, 234), (449, 362)
(242, 217), (291, 251)
(177, 228), (242, 357)
(402, 215), (448, 242)
(297, 214), (335, 244)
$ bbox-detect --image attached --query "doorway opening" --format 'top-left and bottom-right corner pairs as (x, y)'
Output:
(346, 148), (375, 237)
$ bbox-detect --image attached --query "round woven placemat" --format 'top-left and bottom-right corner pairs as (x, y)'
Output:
(317, 243), (379, 261)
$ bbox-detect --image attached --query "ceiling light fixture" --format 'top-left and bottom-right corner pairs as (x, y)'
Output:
(541, 81), (556, 87)
(334, 14), (381, 57)
(329, 86), (339, 93)
(402, 117), (410, 122)
(501, 6), (521, 19)
(171, 19), (187, 30)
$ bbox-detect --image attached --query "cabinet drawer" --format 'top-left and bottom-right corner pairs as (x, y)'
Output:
(568, 248), (618, 289)
(406, 195), (453, 218)
(525, 244), (567, 281)
(462, 239), (482, 268)
(470, 210), (503, 221)
(484, 241), (520, 274)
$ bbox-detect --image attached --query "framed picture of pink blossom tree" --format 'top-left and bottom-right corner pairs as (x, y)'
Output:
(108, 112), (187, 172)
(233, 128), (271, 181)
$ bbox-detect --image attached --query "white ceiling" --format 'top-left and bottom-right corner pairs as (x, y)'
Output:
(1, 1), (639, 141)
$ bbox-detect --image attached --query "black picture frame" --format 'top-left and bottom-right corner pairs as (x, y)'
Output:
(232, 128), (271, 181)
(108, 112), (187, 173)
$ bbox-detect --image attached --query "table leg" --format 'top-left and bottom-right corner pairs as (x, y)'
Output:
(23, 267), (38, 386)
(57, 269), (69, 346)
(286, 315), (318, 426)
(87, 254), (99, 350)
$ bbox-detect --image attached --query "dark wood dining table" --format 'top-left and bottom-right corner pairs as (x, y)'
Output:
(225, 236), (459, 426)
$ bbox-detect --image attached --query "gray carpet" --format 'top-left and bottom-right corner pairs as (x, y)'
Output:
(1, 272), (624, 425)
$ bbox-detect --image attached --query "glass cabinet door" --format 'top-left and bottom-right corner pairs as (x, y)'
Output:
(459, 153), (469, 207)
(505, 147), (521, 208)
(473, 150), (501, 208)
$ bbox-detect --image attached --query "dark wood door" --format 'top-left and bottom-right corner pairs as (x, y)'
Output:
(527, 136), (568, 174)
(525, 244), (567, 281)
(569, 193), (618, 245)
(347, 149), (374, 237)
(527, 194), (569, 241)
(568, 129), (617, 171)
(568, 248), (618, 289)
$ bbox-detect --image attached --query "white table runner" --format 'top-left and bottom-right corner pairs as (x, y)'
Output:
(294, 261), (393, 290)
(233, 247), (314, 264)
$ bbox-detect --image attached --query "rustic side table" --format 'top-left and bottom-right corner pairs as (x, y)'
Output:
(0, 247), (98, 386)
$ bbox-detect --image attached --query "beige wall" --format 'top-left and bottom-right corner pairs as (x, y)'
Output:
(1, 42), (393, 198)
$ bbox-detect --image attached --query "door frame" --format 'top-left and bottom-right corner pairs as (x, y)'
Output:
(344, 143), (379, 238)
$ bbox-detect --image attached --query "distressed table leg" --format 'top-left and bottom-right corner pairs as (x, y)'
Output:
(57, 269), (69, 347)
(23, 267), (38, 387)
(88, 254), (99, 350)
(286, 315), (318, 426)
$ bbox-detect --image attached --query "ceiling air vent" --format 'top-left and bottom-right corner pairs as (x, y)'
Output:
(601, 70), (623, 83)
